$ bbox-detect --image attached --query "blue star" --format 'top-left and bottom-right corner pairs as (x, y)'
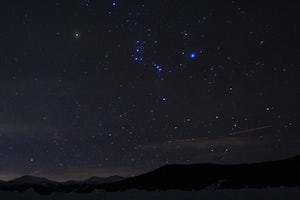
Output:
(112, 2), (116, 6)
(152, 62), (163, 72)
(156, 66), (162, 72)
(189, 52), (197, 59)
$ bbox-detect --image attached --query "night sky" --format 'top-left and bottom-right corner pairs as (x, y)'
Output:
(0, 0), (300, 181)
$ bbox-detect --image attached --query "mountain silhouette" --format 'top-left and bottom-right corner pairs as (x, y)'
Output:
(85, 176), (124, 185)
(0, 156), (299, 194)
(11, 175), (54, 184)
(103, 156), (300, 191)
(0, 175), (124, 194)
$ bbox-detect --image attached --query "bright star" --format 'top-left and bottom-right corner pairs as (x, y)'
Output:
(189, 52), (196, 59)
(74, 32), (80, 39)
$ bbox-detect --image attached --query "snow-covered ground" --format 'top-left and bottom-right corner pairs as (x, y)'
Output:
(0, 188), (299, 200)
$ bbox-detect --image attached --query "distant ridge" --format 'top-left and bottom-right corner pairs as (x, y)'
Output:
(11, 175), (54, 184)
(0, 175), (124, 194)
(85, 176), (124, 185)
(103, 155), (300, 191)
(0, 156), (299, 194)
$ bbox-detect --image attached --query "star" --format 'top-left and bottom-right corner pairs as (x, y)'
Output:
(0, 0), (298, 182)
(189, 52), (197, 59)
(74, 32), (80, 39)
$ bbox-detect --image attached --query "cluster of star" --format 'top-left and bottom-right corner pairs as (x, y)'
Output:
(0, 0), (298, 181)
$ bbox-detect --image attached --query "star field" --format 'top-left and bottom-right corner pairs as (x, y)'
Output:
(0, 0), (299, 181)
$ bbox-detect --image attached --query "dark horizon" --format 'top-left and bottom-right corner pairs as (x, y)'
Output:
(0, 155), (299, 195)
(2, 153), (299, 182)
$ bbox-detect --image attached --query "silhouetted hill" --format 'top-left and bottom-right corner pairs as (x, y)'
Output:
(0, 156), (299, 194)
(0, 175), (124, 194)
(85, 176), (124, 185)
(103, 156), (300, 191)
(10, 175), (54, 184)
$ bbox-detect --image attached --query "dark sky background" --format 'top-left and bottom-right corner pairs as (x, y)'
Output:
(0, 0), (299, 181)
